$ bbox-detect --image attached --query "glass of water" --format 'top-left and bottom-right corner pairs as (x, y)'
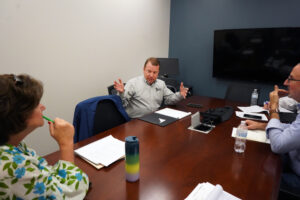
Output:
(234, 137), (246, 153)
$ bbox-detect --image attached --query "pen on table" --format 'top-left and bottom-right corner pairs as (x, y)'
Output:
(42, 115), (54, 123)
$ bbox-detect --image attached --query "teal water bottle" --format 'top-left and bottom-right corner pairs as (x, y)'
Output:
(125, 136), (139, 182)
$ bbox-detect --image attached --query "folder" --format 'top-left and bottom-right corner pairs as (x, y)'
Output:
(138, 108), (191, 127)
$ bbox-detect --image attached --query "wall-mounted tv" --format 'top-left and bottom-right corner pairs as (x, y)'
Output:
(212, 27), (300, 84)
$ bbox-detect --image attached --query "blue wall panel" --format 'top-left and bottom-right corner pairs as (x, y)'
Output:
(169, 0), (300, 103)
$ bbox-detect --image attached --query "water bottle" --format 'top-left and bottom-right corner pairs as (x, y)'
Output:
(234, 121), (248, 153)
(250, 89), (258, 106)
(125, 136), (139, 182)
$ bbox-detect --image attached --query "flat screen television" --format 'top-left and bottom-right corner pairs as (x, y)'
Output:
(212, 27), (300, 84)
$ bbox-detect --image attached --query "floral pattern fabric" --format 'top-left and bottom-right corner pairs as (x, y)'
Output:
(0, 143), (89, 200)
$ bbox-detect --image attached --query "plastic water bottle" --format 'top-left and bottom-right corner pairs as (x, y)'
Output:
(250, 89), (258, 106)
(234, 121), (248, 153)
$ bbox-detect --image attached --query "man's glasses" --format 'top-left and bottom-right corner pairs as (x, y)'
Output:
(287, 76), (300, 83)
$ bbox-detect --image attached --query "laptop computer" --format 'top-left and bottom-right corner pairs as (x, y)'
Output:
(137, 112), (178, 127)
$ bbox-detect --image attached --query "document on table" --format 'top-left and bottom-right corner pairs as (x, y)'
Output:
(155, 108), (191, 119)
(185, 182), (241, 200)
(238, 105), (294, 114)
(74, 135), (125, 168)
(231, 127), (270, 144)
(238, 105), (267, 113)
(235, 111), (268, 121)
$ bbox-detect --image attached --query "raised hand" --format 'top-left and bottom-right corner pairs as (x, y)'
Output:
(114, 79), (125, 93)
(48, 118), (75, 162)
(180, 82), (189, 99)
(269, 85), (279, 110)
(49, 118), (74, 147)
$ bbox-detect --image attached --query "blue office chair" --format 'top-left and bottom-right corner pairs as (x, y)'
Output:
(73, 95), (130, 143)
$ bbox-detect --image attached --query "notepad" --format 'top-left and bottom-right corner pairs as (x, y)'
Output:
(231, 128), (270, 144)
(185, 182), (241, 200)
(74, 135), (125, 168)
(155, 108), (191, 119)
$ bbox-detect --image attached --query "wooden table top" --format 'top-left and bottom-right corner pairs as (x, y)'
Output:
(44, 96), (281, 200)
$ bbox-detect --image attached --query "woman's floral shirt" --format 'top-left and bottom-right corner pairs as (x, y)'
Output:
(0, 143), (89, 200)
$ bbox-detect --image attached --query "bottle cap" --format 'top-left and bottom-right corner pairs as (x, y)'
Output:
(125, 136), (139, 155)
(125, 136), (138, 143)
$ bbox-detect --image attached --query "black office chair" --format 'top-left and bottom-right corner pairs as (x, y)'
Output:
(107, 85), (117, 95)
(278, 188), (300, 200)
(159, 77), (179, 93)
(225, 83), (260, 104)
(73, 95), (130, 142)
(166, 84), (177, 93)
(107, 83), (126, 95)
(93, 99), (129, 135)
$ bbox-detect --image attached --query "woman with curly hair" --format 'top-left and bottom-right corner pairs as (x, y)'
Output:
(0, 74), (89, 199)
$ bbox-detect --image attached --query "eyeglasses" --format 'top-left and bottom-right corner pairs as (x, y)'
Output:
(287, 76), (300, 83)
(13, 74), (23, 86)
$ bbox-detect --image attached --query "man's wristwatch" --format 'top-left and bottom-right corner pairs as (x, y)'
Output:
(269, 108), (279, 115)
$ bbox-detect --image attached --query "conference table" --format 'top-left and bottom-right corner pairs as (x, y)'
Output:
(44, 96), (281, 200)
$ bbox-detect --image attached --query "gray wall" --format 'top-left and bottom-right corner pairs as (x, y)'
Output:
(0, 0), (171, 155)
(169, 0), (300, 103)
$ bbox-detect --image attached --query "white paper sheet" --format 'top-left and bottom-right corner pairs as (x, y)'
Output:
(238, 105), (267, 113)
(155, 108), (191, 119)
(185, 182), (241, 200)
(235, 111), (268, 121)
(232, 127), (270, 144)
(74, 135), (125, 167)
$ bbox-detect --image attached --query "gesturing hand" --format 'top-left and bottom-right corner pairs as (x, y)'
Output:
(269, 85), (279, 110)
(114, 79), (125, 93)
(180, 82), (189, 99)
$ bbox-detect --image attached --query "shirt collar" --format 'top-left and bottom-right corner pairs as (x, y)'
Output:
(143, 76), (157, 86)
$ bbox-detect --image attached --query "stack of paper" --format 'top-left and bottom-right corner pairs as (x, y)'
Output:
(231, 127), (270, 144)
(74, 135), (125, 169)
(237, 105), (266, 113)
(185, 182), (241, 200)
(155, 108), (191, 119)
(236, 106), (268, 121)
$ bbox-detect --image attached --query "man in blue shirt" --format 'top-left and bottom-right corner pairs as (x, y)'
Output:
(246, 63), (300, 195)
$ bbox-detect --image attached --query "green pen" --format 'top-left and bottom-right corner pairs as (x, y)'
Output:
(43, 115), (54, 123)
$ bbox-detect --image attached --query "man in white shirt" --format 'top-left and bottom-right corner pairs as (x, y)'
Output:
(114, 57), (188, 118)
